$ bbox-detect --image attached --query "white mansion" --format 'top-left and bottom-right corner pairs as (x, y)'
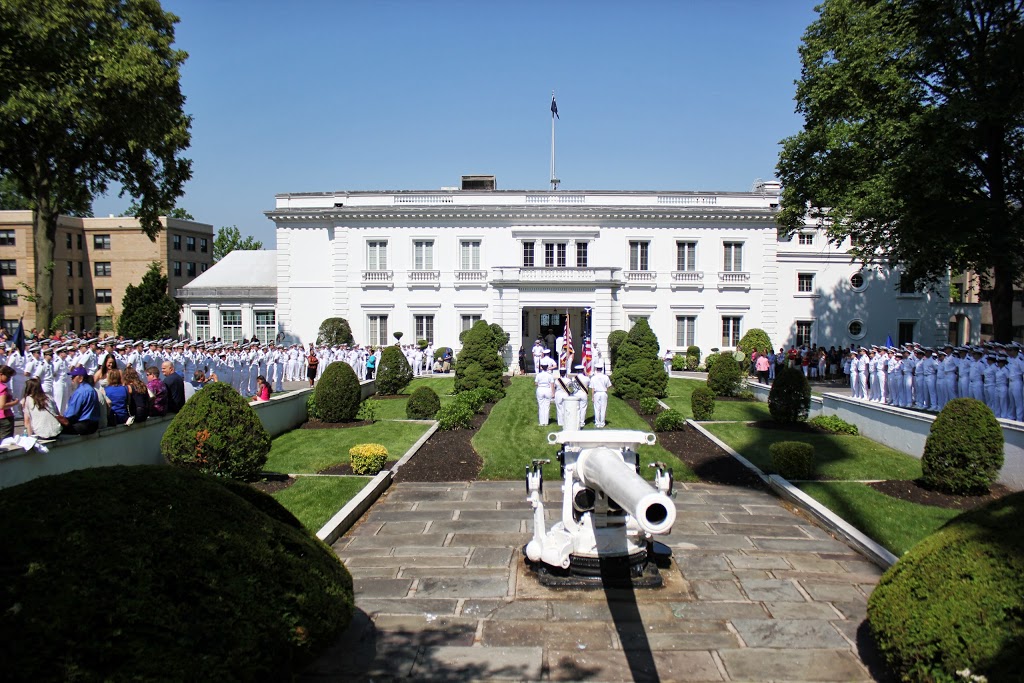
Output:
(178, 177), (975, 357)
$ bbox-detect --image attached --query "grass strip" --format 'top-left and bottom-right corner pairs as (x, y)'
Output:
(662, 377), (772, 421)
(267, 421), (430, 473)
(369, 376), (457, 421)
(795, 481), (960, 557)
(702, 421), (922, 481)
(271, 476), (371, 531)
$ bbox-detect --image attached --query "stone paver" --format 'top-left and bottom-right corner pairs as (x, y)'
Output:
(306, 480), (884, 681)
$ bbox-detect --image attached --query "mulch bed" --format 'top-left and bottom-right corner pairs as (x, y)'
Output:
(868, 479), (1012, 511)
(301, 419), (374, 430)
(747, 420), (820, 433)
(251, 475), (296, 495)
(392, 405), (488, 483)
(319, 460), (399, 476)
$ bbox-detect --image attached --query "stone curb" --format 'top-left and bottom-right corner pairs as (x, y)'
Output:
(315, 420), (439, 545)
(686, 419), (898, 569)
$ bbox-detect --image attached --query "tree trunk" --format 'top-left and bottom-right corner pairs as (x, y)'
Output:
(989, 263), (1016, 343)
(32, 196), (58, 335)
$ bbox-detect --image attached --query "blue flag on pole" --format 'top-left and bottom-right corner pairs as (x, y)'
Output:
(886, 334), (893, 348)
(550, 96), (559, 119)
(12, 318), (25, 354)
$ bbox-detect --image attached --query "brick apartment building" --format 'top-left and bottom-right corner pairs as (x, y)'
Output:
(0, 211), (214, 336)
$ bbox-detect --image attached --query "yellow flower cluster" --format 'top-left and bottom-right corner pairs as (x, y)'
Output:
(348, 443), (389, 475)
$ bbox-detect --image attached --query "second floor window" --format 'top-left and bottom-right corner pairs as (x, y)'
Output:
(94, 262), (111, 277)
(798, 233), (814, 245)
(93, 234), (111, 250)
(186, 262), (196, 277)
(200, 237), (208, 253)
(544, 242), (566, 268)
(629, 241), (649, 271)
(172, 234), (181, 250)
(677, 242), (696, 271)
(1, 289), (18, 305)
(173, 261), (182, 277)
(523, 241), (535, 268)
(0, 260), (15, 276)
(723, 242), (743, 271)
(413, 240), (433, 270)
(0, 230), (15, 246)
(576, 242), (588, 267)
(461, 240), (481, 270)
(367, 241), (387, 270)
(798, 273), (814, 293)
(66, 233), (72, 249)
(186, 236), (196, 251)
(95, 289), (112, 304)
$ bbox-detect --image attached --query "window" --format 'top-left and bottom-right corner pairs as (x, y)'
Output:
(172, 234), (181, 250)
(523, 241), (535, 267)
(676, 242), (696, 271)
(413, 240), (434, 270)
(200, 263), (208, 273)
(797, 273), (815, 293)
(93, 234), (111, 250)
(898, 321), (915, 346)
(77, 234), (83, 250)
(461, 240), (481, 270)
(94, 262), (111, 277)
(186, 236), (195, 251)
(186, 262), (196, 277)
(194, 310), (210, 340)
(629, 241), (649, 270)
(200, 238), (208, 253)
(796, 320), (813, 347)
(255, 311), (276, 343)
(848, 320), (864, 338)
(78, 261), (83, 277)
(899, 274), (917, 294)
(0, 260), (15, 276)
(415, 314), (435, 344)
(723, 242), (743, 271)
(65, 233), (72, 249)
(67, 289), (74, 305)
(576, 242), (588, 268)
(95, 289), (112, 304)
(2, 320), (18, 335)
(722, 316), (742, 346)
(367, 240), (388, 270)
(173, 261), (182, 277)
(67, 261), (73, 277)
(676, 316), (696, 347)
(544, 242), (567, 268)
(0, 230), (14, 246)
(78, 289), (84, 304)
(368, 314), (388, 346)
(1, 289), (17, 306)
(540, 313), (561, 328)
(798, 233), (814, 245)
(461, 314), (481, 331)
(221, 310), (243, 342)
(850, 272), (865, 290)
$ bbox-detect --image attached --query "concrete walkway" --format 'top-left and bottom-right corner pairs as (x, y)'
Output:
(303, 480), (887, 682)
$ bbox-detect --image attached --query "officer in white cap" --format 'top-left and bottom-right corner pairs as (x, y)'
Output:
(573, 365), (590, 429)
(590, 360), (613, 428)
(534, 361), (554, 426)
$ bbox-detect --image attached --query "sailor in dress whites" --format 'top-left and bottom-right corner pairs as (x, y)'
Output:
(553, 370), (570, 427)
(573, 365), (590, 429)
(535, 364), (554, 426)
(994, 353), (1011, 419)
(532, 340), (545, 374)
(1007, 343), (1024, 421)
(590, 361), (612, 428)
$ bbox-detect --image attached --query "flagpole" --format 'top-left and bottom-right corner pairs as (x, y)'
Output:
(550, 91), (559, 191)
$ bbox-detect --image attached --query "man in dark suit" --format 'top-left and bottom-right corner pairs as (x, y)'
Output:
(161, 360), (186, 414)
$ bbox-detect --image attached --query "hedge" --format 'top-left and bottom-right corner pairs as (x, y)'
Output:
(769, 441), (814, 479)
(690, 386), (715, 421)
(921, 398), (1004, 495)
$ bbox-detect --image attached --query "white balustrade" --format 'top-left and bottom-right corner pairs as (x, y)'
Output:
(624, 270), (657, 282)
(393, 195), (454, 205)
(454, 270), (487, 281)
(362, 270), (394, 282)
(657, 195), (718, 205)
(718, 271), (750, 283)
(671, 270), (704, 282)
(407, 270), (440, 282)
(525, 194), (586, 205)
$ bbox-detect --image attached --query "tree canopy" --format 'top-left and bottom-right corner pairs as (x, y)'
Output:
(317, 318), (354, 346)
(117, 262), (181, 340)
(0, 0), (192, 332)
(121, 200), (193, 221)
(213, 225), (264, 262)
(777, 0), (1024, 341)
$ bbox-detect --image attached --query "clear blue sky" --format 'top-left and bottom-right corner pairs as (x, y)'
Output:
(92, 0), (821, 248)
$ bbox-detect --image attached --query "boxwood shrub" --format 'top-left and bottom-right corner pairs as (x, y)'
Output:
(0, 465), (354, 681)
(161, 382), (271, 480)
(768, 366), (812, 423)
(706, 353), (742, 397)
(922, 398), (1004, 494)
(436, 402), (474, 430)
(406, 385), (441, 419)
(769, 441), (814, 479)
(686, 345), (701, 371)
(654, 408), (686, 432)
(638, 396), (660, 415)
(671, 354), (687, 371)
(868, 492), (1024, 682)
(349, 443), (389, 474)
(808, 415), (859, 435)
(376, 346), (413, 395)
(314, 361), (362, 422)
(690, 386), (715, 421)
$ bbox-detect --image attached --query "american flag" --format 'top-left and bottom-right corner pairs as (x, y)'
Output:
(582, 334), (593, 375)
(559, 313), (573, 372)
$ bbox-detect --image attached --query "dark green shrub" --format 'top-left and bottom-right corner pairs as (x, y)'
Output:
(737, 390), (756, 401)
(706, 353), (743, 397)
(417, 339), (429, 349)
(638, 396), (660, 415)
(769, 441), (814, 479)
(314, 361), (362, 422)
(376, 346), (413, 395)
(654, 408), (686, 432)
(686, 345), (701, 371)
(453, 389), (486, 414)
(671, 354), (686, 371)
(703, 352), (720, 373)
(473, 386), (501, 404)
(737, 328), (773, 362)
(454, 320), (505, 394)
(922, 398), (1004, 495)
(436, 402), (474, 430)
(607, 329), (628, 368)
(0, 466), (354, 681)
(808, 415), (859, 435)
(356, 400), (378, 422)
(768, 366), (812, 423)
(691, 386), (715, 421)
(306, 393), (321, 421)
(868, 492), (1024, 682)
(613, 319), (668, 399)
(161, 382), (271, 480)
(316, 317), (354, 346)
(406, 386), (441, 419)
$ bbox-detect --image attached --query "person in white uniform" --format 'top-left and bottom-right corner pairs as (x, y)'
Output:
(534, 366), (554, 426)
(590, 362), (612, 428)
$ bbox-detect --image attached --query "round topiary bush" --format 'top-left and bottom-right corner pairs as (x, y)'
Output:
(737, 328), (773, 364)
(0, 465), (354, 681)
(349, 443), (389, 474)
(654, 408), (686, 432)
(922, 398), (1004, 495)
(769, 441), (814, 479)
(376, 346), (413, 395)
(406, 386), (441, 419)
(691, 386), (716, 421)
(316, 316), (354, 346)
(768, 366), (812, 423)
(686, 345), (701, 371)
(638, 396), (660, 415)
(868, 492), (1024, 682)
(314, 361), (362, 422)
(706, 353), (742, 397)
(161, 382), (271, 480)
(436, 402), (474, 430)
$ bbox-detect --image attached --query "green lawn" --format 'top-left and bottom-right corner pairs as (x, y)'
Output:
(271, 476), (371, 531)
(796, 482), (961, 556)
(662, 378), (772, 421)
(472, 377), (697, 482)
(369, 376), (457, 420)
(267, 422), (431, 473)
(702, 421), (922, 481)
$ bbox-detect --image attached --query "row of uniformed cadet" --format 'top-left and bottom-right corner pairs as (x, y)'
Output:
(534, 360), (613, 428)
(844, 342), (1024, 420)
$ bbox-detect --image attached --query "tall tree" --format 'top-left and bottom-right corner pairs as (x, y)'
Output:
(120, 199), (193, 220)
(0, 0), (192, 333)
(117, 262), (180, 340)
(213, 225), (264, 262)
(0, 175), (30, 210)
(777, 0), (1024, 341)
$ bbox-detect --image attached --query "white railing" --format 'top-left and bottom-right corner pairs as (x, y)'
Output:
(520, 267), (598, 282)
(671, 270), (704, 282)
(362, 270), (394, 282)
(718, 271), (750, 284)
(624, 270), (657, 282)
(657, 195), (718, 205)
(525, 194), (586, 204)
(407, 270), (440, 282)
(454, 269), (487, 281)
(393, 194), (454, 205)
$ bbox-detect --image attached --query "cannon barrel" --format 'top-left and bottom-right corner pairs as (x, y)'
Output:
(576, 446), (676, 535)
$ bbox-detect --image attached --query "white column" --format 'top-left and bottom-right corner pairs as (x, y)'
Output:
(241, 302), (255, 340)
(209, 303), (222, 340)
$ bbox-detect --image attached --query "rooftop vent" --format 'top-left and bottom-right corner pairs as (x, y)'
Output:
(461, 175), (496, 191)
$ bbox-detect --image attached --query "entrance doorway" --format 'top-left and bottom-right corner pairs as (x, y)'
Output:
(521, 307), (592, 371)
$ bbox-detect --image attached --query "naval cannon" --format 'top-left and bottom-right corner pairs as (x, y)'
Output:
(524, 394), (676, 587)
